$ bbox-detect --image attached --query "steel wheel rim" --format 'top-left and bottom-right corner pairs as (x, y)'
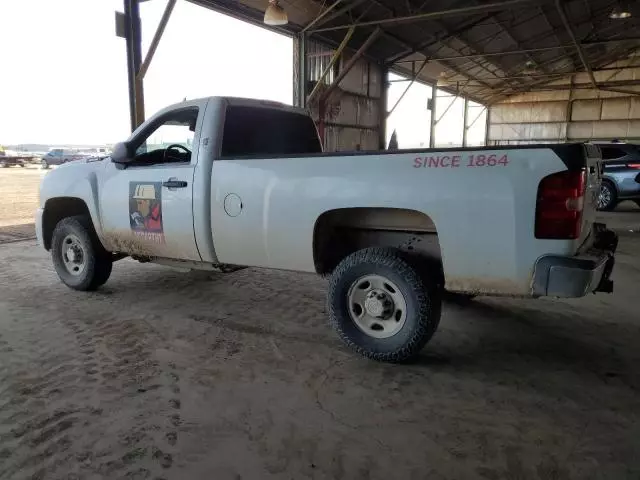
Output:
(347, 274), (407, 339)
(598, 184), (611, 209)
(61, 234), (86, 276)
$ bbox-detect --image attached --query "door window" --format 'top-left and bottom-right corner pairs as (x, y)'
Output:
(601, 146), (626, 160)
(133, 108), (198, 166)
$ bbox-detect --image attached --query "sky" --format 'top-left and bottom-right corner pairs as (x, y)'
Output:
(0, 0), (292, 145)
(0, 0), (484, 148)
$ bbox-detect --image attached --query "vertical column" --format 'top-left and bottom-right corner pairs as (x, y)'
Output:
(379, 65), (388, 150)
(429, 84), (437, 148)
(485, 106), (491, 146)
(124, 0), (144, 131)
(462, 97), (469, 147)
(293, 33), (307, 108)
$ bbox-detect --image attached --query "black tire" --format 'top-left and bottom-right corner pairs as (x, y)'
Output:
(41, 159), (49, 169)
(51, 215), (112, 291)
(597, 181), (617, 211)
(327, 248), (442, 362)
(634, 200), (640, 209)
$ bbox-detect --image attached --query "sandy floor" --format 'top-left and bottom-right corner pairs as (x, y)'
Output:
(0, 167), (639, 479)
(0, 166), (46, 227)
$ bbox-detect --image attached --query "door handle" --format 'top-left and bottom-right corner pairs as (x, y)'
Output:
(162, 179), (188, 188)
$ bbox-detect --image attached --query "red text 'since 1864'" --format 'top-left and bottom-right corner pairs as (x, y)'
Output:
(414, 154), (509, 169)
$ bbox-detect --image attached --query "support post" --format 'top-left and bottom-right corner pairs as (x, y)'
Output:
(379, 65), (388, 150)
(124, 0), (144, 131)
(429, 83), (437, 148)
(485, 106), (491, 146)
(293, 33), (307, 108)
(462, 97), (469, 147)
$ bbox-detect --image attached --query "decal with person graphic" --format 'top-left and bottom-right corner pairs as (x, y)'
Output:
(129, 182), (164, 243)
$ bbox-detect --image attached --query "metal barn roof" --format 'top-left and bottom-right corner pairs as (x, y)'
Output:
(189, 0), (640, 103)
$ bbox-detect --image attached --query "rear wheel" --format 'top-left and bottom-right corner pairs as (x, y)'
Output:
(327, 248), (441, 362)
(597, 181), (617, 211)
(51, 215), (112, 291)
(41, 159), (49, 169)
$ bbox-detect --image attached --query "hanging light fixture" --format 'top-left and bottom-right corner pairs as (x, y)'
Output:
(522, 60), (538, 75)
(264, 0), (288, 25)
(436, 71), (451, 86)
(609, 1), (632, 19)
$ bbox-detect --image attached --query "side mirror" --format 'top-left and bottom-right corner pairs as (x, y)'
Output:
(111, 142), (133, 164)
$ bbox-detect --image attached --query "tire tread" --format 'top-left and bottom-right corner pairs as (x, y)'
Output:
(51, 215), (112, 291)
(327, 247), (441, 363)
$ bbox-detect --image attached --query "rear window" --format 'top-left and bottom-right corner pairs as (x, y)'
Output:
(221, 106), (322, 158)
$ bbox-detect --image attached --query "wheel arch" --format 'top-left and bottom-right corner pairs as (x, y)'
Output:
(601, 175), (618, 193)
(312, 207), (442, 278)
(42, 197), (96, 250)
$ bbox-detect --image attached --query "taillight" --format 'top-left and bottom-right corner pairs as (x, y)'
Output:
(535, 169), (586, 239)
(627, 163), (640, 169)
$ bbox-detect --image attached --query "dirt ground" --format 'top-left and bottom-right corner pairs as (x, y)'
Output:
(1, 168), (640, 479)
(0, 166), (46, 227)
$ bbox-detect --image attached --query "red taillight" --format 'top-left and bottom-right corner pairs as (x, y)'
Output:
(535, 169), (586, 239)
(627, 163), (640, 169)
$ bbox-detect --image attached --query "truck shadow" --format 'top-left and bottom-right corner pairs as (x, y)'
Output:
(414, 297), (640, 393)
(96, 262), (640, 393)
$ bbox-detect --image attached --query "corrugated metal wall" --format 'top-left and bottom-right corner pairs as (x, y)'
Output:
(487, 59), (640, 145)
(324, 54), (382, 152)
(296, 38), (383, 152)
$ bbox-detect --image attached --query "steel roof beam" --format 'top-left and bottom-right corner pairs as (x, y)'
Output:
(302, 0), (346, 32)
(307, 0), (545, 33)
(555, 0), (596, 89)
(385, 15), (493, 64)
(392, 37), (640, 64)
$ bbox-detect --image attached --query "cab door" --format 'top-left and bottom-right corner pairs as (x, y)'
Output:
(99, 102), (206, 261)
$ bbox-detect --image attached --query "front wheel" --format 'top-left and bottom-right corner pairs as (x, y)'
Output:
(327, 248), (442, 362)
(41, 159), (49, 169)
(51, 215), (112, 291)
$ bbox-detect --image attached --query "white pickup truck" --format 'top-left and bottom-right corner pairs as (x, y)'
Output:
(37, 96), (617, 362)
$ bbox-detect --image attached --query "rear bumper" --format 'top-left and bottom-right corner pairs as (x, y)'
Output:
(532, 226), (617, 298)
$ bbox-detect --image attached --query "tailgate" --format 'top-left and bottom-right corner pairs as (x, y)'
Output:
(577, 143), (602, 251)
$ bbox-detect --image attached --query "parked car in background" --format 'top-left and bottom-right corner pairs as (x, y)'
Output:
(41, 149), (85, 169)
(594, 141), (640, 210)
(0, 149), (25, 168)
(78, 147), (111, 158)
